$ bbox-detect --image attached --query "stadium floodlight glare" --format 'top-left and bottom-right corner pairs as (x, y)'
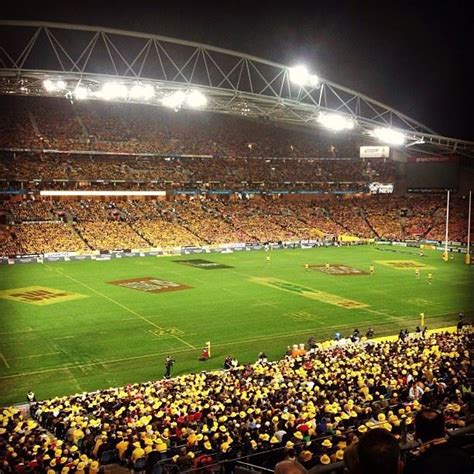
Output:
(186, 90), (207, 108)
(162, 90), (186, 109)
(43, 79), (55, 92)
(130, 83), (155, 100)
(289, 65), (319, 87)
(317, 113), (354, 131)
(73, 85), (89, 100)
(55, 80), (66, 90)
(100, 82), (128, 100)
(43, 79), (66, 92)
(372, 127), (405, 145)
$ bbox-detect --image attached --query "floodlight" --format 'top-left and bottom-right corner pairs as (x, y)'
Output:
(289, 65), (319, 87)
(186, 90), (207, 108)
(372, 127), (405, 145)
(55, 80), (66, 90)
(130, 83), (154, 100)
(73, 85), (89, 100)
(43, 79), (56, 92)
(162, 90), (186, 109)
(100, 82), (128, 100)
(43, 79), (67, 92)
(317, 113), (354, 131)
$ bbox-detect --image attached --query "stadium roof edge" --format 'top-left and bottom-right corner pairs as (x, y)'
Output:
(0, 20), (435, 135)
(1, 20), (474, 157)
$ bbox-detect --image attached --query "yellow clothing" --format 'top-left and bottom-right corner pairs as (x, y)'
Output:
(131, 446), (145, 462)
(72, 428), (84, 444)
(116, 440), (129, 458)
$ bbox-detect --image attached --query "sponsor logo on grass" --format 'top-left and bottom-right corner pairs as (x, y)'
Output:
(0, 286), (87, 306)
(285, 311), (319, 321)
(310, 264), (368, 276)
(108, 277), (191, 293)
(375, 260), (433, 269)
(250, 277), (368, 309)
(149, 327), (185, 337)
(175, 259), (234, 269)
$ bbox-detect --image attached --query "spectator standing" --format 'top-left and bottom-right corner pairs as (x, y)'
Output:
(164, 355), (174, 379)
(26, 390), (36, 404)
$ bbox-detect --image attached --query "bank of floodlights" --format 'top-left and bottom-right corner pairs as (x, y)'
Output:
(43, 79), (67, 92)
(186, 90), (207, 108)
(289, 65), (319, 88)
(161, 90), (207, 110)
(162, 90), (186, 109)
(372, 127), (405, 145)
(129, 83), (155, 100)
(317, 113), (355, 132)
(100, 82), (128, 100)
(73, 85), (89, 100)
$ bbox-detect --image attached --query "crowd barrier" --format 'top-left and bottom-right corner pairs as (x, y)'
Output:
(1, 238), (470, 265)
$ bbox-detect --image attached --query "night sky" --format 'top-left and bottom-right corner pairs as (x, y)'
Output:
(2, 0), (473, 140)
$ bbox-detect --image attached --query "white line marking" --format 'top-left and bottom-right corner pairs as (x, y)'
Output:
(49, 266), (196, 350)
(0, 327), (34, 336)
(0, 353), (10, 369)
(15, 352), (61, 360)
(0, 321), (460, 381)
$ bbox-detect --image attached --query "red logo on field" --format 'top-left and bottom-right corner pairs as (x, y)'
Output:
(108, 277), (191, 293)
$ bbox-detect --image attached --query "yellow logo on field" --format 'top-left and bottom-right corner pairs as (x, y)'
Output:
(0, 286), (87, 306)
(375, 260), (433, 269)
(250, 277), (368, 309)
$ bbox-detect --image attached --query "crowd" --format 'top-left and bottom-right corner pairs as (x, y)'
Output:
(0, 407), (100, 473)
(0, 152), (396, 194)
(0, 194), (470, 256)
(1, 330), (470, 473)
(0, 96), (362, 158)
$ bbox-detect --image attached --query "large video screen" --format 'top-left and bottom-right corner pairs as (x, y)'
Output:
(406, 157), (459, 192)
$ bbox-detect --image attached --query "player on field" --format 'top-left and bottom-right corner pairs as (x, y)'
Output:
(325, 262), (330, 270)
(369, 264), (374, 276)
(428, 272), (433, 285)
(415, 268), (420, 279)
(266, 255), (271, 264)
(304, 263), (309, 271)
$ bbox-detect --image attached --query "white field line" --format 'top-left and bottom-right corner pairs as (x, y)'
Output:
(48, 266), (196, 350)
(0, 353), (10, 369)
(0, 318), (459, 381)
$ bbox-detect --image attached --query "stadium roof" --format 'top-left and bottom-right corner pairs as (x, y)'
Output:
(0, 20), (473, 158)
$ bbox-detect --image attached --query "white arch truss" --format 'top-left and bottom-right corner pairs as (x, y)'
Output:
(0, 20), (473, 157)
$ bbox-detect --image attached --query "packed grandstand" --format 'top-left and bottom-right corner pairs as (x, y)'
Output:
(1, 329), (472, 473)
(0, 97), (471, 259)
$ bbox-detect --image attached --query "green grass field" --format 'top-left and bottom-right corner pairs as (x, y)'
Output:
(0, 245), (472, 406)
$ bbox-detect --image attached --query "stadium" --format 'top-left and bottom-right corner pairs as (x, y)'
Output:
(0, 9), (473, 474)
